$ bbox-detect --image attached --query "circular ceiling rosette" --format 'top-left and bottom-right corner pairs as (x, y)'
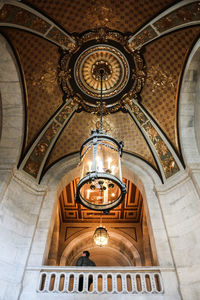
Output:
(74, 45), (130, 100)
(58, 29), (146, 114)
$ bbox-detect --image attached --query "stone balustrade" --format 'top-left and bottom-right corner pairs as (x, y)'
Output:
(37, 266), (164, 295)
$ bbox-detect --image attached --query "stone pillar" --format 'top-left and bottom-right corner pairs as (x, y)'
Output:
(142, 211), (153, 266)
(0, 34), (23, 201)
(0, 170), (47, 300)
(155, 171), (200, 300)
(46, 207), (60, 265)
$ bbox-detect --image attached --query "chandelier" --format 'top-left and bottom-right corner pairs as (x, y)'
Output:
(93, 226), (109, 247)
(75, 68), (126, 213)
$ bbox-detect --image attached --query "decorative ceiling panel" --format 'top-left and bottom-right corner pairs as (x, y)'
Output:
(59, 178), (143, 223)
(1, 28), (63, 151)
(141, 27), (200, 152)
(45, 110), (157, 171)
(23, 0), (177, 34)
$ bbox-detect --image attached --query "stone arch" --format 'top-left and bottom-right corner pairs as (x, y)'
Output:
(59, 229), (142, 267)
(0, 34), (24, 197)
(37, 152), (172, 268)
(179, 38), (200, 168)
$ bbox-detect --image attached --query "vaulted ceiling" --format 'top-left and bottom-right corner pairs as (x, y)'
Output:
(1, 0), (200, 183)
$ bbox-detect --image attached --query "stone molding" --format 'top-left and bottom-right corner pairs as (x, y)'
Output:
(128, 0), (200, 50)
(13, 168), (47, 195)
(0, 0), (76, 50)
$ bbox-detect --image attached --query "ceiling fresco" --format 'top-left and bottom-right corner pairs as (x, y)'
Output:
(1, 0), (200, 184)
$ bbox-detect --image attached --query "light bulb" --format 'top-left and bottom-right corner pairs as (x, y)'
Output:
(107, 158), (112, 169)
(111, 166), (115, 174)
(88, 161), (92, 172)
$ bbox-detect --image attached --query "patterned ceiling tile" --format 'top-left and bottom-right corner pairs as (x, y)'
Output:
(141, 27), (200, 153)
(45, 111), (157, 171)
(24, 0), (177, 34)
(1, 28), (63, 151)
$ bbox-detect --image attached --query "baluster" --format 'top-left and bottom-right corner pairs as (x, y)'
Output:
(121, 273), (127, 293)
(37, 268), (164, 295)
(103, 273), (107, 293)
(112, 274), (117, 293)
(93, 273), (98, 293)
(53, 272), (60, 292)
(131, 274), (137, 293)
(74, 273), (79, 292)
(63, 273), (69, 292)
(43, 273), (51, 292)
(149, 273), (156, 293)
(83, 273), (88, 293)
(140, 273), (146, 293)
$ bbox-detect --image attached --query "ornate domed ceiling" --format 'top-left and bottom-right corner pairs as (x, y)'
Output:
(1, 0), (200, 183)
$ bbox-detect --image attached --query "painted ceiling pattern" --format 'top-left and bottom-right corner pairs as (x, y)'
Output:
(45, 111), (157, 171)
(23, 0), (177, 33)
(1, 0), (200, 184)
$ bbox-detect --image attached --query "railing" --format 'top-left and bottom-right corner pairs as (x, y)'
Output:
(37, 267), (164, 295)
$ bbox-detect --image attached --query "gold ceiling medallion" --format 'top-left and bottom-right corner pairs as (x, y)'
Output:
(75, 45), (129, 99)
(58, 28), (146, 114)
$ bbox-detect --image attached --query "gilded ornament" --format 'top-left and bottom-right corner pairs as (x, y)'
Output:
(154, 2), (200, 32)
(146, 66), (175, 93)
(74, 45), (129, 99)
(45, 122), (60, 141)
(23, 160), (40, 177)
(30, 61), (58, 97)
(35, 142), (48, 157)
(0, 4), (50, 33)
(128, 26), (157, 50)
(84, 1), (120, 29)
(47, 27), (76, 50)
(58, 29), (146, 115)
(142, 121), (179, 178)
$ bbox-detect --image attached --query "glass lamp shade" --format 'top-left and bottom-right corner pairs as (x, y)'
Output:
(75, 129), (126, 213)
(93, 226), (109, 246)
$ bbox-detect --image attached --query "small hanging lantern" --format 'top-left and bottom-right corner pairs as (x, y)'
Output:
(93, 226), (109, 247)
(75, 69), (126, 213)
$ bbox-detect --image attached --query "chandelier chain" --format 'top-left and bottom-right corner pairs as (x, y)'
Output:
(100, 70), (103, 132)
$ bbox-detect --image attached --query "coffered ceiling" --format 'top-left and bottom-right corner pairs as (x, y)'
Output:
(59, 178), (143, 223)
(1, 0), (200, 183)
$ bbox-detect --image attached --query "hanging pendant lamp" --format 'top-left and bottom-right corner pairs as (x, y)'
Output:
(93, 226), (109, 247)
(75, 68), (126, 213)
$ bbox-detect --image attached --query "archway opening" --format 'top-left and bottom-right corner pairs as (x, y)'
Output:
(46, 177), (155, 266)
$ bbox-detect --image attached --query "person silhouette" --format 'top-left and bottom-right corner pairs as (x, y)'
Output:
(76, 250), (96, 291)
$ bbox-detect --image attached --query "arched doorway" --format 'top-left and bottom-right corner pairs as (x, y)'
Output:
(46, 177), (155, 267)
